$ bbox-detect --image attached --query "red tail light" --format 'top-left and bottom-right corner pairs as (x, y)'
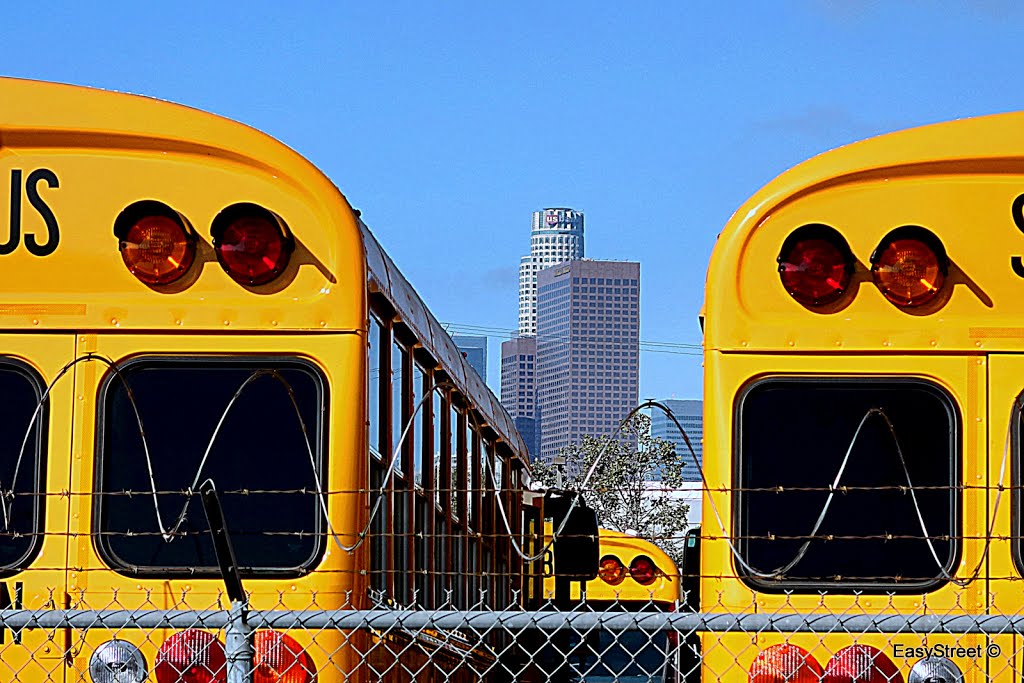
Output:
(598, 555), (627, 585)
(254, 631), (316, 683)
(155, 629), (226, 683)
(629, 555), (658, 585)
(870, 226), (948, 307)
(824, 644), (903, 683)
(212, 203), (294, 286)
(749, 644), (823, 683)
(115, 201), (196, 286)
(778, 224), (854, 307)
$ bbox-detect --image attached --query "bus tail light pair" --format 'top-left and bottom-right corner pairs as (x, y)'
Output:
(778, 224), (948, 309)
(750, 643), (904, 683)
(598, 554), (660, 586)
(144, 628), (314, 683)
(116, 201), (293, 288)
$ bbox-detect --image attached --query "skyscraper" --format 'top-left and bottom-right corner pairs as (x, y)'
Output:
(499, 336), (539, 458)
(650, 399), (704, 483)
(503, 207), (585, 459)
(518, 208), (584, 336)
(452, 334), (488, 380)
(536, 260), (640, 462)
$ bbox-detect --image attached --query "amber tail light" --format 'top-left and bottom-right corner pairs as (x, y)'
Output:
(114, 201), (197, 286)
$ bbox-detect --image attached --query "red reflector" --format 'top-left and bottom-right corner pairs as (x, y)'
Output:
(749, 644), (823, 683)
(598, 555), (626, 586)
(778, 224), (853, 307)
(254, 631), (316, 683)
(824, 644), (903, 683)
(629, 555), (658, 585)
(155, 629), (226, 683)
(212, 204), (294, 286)
(870, 227), (948, 307)
(115, 203), (196, 286)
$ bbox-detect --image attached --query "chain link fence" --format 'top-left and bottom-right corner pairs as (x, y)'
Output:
(1, 588), (1020, 682)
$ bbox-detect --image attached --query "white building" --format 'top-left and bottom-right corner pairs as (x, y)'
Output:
(517, 208), (584, 335)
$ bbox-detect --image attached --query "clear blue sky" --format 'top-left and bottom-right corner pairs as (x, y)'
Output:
(3, 2), (1022, 400)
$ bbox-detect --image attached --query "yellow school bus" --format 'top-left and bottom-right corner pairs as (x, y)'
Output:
(541, 524), (682, 682)
(0, 77), (536, 682)
(699, 113), (1024, 681)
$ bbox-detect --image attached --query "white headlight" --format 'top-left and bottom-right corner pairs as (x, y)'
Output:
(88, 639), (148, 683)
(908, 656), (963, 683)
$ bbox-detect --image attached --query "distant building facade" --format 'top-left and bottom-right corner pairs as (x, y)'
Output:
(650, 399), (704, 483)
(536, 260), (640, 462)
(499, 336), (539, 459)
(518, 208), (584, 336)
(452, 335), (488, 380)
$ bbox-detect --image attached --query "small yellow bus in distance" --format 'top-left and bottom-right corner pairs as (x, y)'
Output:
(0, 78), (537, 682)
(541, 525), (682, 682)
(700, 113), (1024, 682)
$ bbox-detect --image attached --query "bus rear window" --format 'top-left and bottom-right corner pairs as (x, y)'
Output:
(736, 378), (958, 592)
(96, 357), (326, 577)
(0, 360), (46, 574)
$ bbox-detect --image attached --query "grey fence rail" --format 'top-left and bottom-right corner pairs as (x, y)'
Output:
(2, 605), (1023, 683)
(4, 608), (1024, 634)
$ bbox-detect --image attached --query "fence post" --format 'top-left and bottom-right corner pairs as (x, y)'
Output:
(225, 599), (254, 683)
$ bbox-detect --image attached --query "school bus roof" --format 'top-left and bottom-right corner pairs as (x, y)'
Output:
(704, 111), (1024, 353)
(0, 77), (364, 331)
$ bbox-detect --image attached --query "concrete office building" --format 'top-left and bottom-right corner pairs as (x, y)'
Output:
(517, 208), (584, 336)
(651, 399), (704, 483)
(499, 336), (539, 459)
(452, 335), (488, 380)
(536, 260), (640, 462)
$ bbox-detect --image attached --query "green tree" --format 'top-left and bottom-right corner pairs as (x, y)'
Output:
(531, 413), (690, 566)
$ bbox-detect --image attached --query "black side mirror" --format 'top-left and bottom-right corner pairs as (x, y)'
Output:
(545, 489), (599, 581)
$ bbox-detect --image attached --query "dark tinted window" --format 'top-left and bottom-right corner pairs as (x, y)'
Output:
(737, 378), (957, 592)
(97, 358), (326, 576)
(1010, 402), (1024, 575)
(0, 361), (46, 573)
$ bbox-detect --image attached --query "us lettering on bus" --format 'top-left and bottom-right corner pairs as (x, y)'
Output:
(1011, 192), (1024, 278)
(3, 169), (60, 256)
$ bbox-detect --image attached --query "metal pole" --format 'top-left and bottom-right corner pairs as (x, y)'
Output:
(225, 600), (254, 683)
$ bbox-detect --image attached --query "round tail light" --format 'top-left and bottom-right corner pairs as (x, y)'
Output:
(749, 644), (823, 683)
(778, 224), (854, 307)
(629, 555), (658, 585)
(114, 201), (196, 286)
(212, 203), (294, 286)
(598, 555), (626, 585)
(155, 629), (226, 683)
(870, 226), (948, 307)
(824, 644), (904, 683)
(88, 639), (148, 683)
(254, 630), (316, 683)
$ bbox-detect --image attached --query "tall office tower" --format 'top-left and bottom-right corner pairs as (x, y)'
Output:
(536, 260), (640, 462)
(650, 399), (704, 483)
(452, 334), (488, 380)
(499, 336), (539, 459)
(518, 208), (584, 336)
